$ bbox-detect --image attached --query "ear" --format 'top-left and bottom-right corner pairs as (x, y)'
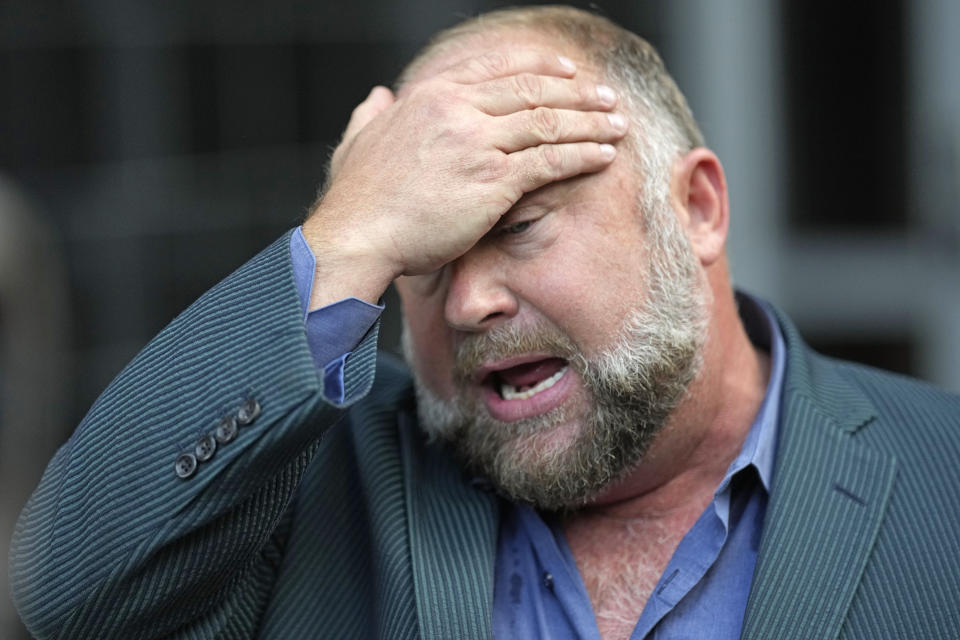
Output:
(669, 148), (730, 266)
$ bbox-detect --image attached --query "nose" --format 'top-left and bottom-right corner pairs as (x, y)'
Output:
(443, 246), (518, 332)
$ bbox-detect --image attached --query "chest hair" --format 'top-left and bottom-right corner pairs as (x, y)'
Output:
(563, 512), (697, 640)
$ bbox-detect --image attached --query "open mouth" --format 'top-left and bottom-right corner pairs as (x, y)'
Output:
(477, 356), (574, 421)
(487, 357), (569, 400)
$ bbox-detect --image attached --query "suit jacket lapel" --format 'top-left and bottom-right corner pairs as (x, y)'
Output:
(399, 409), (500, 640)
(741, 312), (897, 640)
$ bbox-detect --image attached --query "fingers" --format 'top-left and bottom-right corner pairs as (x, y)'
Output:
(509, 142), (618, 194)
(444, 57), (626, 157)
(474, 74), (617, 115)
(495, 108), (628, 152)
(442, 50), (578, 83)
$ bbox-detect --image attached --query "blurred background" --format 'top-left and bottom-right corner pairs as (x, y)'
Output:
(1, 1), (958, 636)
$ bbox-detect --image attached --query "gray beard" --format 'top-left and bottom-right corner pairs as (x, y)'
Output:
(404, 207), (708, 513)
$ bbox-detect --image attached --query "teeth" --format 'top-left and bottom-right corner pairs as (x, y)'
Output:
(500, 366), (568, 401)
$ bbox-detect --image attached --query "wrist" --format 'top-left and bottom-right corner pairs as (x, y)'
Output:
(301, 205), (398, 309)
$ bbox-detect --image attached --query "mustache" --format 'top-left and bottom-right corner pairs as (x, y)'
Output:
(452, 321), (581, 384)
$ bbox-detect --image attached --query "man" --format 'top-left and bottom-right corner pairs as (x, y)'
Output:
(10, 6), (960, 640)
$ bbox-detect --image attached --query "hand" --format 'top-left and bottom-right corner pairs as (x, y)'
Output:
(303, 50), (627, 307)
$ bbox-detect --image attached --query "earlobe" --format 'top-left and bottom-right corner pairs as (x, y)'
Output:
(670, 148), (730, 266)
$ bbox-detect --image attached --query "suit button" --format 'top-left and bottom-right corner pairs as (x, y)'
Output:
(175, 453), (197, 479)
(214, 416), (238, 444)
(194, 434), (217, 462)
(237, 397), (261, 425)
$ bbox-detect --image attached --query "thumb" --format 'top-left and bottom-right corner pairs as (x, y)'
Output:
(342, 85), (395, 141)
(329, 86), (395, 179)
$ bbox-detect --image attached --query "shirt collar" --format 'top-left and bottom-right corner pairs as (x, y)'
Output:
(716, 293), (786, 495)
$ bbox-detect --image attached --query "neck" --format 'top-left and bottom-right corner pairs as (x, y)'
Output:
(572, 281), (770, 522)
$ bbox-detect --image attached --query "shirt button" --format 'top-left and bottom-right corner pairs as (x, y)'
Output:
(175, 453), (197, 479)
(237, 397), (261, 426)
(214, 416), (238, 444)
(194, 434), (217, 462)
(543, 572), (554, 591)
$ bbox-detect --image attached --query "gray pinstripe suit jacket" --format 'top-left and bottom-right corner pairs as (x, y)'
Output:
(11, 233), (960, 639)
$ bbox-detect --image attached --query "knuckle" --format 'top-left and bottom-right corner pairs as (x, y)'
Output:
(532, 107), (562, 142)
(574, 79), (591, 104)
(421, 101), (447, 124)
(451, 121), (482, 146)
(475, 154), (510, 183)
(476, 51), (510, 76)
(513, 73), (542, 108)
(540, 145), (566, 175)
(421, 90), (457, 120)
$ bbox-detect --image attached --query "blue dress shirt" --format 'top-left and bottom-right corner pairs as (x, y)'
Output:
(291, 228), (786, 639)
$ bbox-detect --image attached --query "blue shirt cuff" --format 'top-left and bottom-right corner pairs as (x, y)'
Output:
(289, 227), (384, 397)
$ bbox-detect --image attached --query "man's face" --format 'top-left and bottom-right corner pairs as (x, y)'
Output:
(395, 42), (708, 511)
(397, 140), (709, 510)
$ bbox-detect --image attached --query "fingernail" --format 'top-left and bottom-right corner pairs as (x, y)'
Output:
(558, 56), (576, 72)
(597, 85), (617, 105)
(600, 144), (616, 160)
(607, 113), (627, 132)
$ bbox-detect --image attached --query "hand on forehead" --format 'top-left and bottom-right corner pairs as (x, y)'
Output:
(303, 31), (626, 308)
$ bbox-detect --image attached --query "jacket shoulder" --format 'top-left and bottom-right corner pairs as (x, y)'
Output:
(808, 352), (960, 479)
(826, 354), (960, 429)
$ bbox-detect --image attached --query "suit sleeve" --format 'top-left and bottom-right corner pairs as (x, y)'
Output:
(9, 231), (380, 639)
